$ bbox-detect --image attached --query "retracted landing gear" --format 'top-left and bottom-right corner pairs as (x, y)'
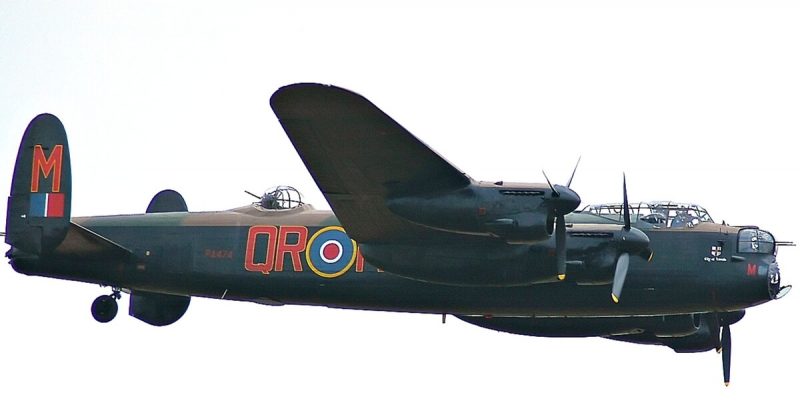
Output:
(91, 288), (122, 323)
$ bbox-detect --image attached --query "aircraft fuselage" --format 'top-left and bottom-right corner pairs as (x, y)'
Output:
(9, 208), (775, 318)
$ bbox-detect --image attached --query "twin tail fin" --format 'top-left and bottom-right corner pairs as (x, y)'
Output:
(5, 114), (71, 254)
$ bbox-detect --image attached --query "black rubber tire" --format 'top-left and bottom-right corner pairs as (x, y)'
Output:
(91, 295), (118, 323)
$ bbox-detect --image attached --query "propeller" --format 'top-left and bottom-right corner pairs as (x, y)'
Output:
(542, 170), (558, 197)
(542, 158), (582, 280)
(721, 324), (732, 386)
(715, 311), (744, 386)
(622, 175), (630, 230)
(567, 156), (581, 189)
(611, 253), (630, 304)
(556, 215), (566, 280)
(610, 174), (652, 303)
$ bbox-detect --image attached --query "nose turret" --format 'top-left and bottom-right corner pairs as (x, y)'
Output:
(737, 227), (792, 300)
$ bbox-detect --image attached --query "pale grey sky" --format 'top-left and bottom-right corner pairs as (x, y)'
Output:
(1, 1), (798, 418)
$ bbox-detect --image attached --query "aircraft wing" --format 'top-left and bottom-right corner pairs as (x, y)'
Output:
(270, 83), (472, 243)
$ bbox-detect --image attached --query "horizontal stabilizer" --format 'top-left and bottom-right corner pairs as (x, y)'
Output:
(54, 222), (133, 259)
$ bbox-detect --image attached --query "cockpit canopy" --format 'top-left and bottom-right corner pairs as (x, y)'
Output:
(250, 185), (306, 211)
(580, 201), (714, 229)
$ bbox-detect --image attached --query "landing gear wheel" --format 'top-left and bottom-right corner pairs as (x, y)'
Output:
(91, 294), (118, 323)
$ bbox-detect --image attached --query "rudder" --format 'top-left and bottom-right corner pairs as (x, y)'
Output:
(5, 114), (72, 254)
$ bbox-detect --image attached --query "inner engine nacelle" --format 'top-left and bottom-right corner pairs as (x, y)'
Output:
(555, 224), (649, 286)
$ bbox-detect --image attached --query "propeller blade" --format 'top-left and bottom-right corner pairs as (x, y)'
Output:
(567, 156), (582, 188)
(542, 170), (558, 197)
(556, 215), (566, 280)
(622, 174), (631, 231)
(721, 324), (732, 386)
(611, 252), (630, 304)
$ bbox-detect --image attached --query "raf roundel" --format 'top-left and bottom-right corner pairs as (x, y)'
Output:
(320, 240), (343, 263)
(305, 226), (357, 278)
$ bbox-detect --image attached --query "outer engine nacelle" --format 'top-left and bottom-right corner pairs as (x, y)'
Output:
(483, 211), (552, 244)
(386, 181), (580, 244)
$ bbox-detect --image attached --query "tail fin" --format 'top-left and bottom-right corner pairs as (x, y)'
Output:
(5, 114), (71, 254)
(146, 189), (188, 213)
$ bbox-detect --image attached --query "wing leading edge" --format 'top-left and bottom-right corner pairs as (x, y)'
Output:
(270, 83), (471, 243)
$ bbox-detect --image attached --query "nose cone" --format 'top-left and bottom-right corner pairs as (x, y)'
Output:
(552, 185), (582, 214)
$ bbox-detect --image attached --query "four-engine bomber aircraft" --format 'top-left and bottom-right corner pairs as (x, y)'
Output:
(4, 83), (792, 386)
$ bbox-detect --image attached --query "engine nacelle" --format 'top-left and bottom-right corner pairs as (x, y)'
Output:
(386, 187), (481, 235)
(386, 182), (573, 244)
(553, 224), (651, 286)
(483, 211), (551, 244)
